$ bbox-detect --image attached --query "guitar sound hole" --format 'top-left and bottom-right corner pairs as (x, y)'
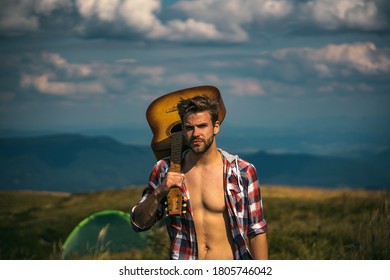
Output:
(170, 123), (182, 134)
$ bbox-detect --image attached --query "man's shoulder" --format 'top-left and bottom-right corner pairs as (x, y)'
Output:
(219, 149), (254, 169)
(236, 158), (256, 173)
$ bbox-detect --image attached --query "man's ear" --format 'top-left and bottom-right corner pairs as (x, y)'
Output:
(213, 121), (220, 135)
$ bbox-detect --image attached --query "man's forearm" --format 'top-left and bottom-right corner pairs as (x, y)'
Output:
(132, 188), (165, 229)
(249, 233), (268, 260)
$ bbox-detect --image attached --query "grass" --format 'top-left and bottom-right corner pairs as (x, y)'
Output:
(0, 185), (388, 260)
(264, 186), (389, 259)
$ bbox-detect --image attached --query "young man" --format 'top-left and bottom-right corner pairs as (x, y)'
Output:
(131, 95), (268, 259)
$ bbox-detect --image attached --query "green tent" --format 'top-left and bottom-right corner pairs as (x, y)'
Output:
(62, 210), (150, 259)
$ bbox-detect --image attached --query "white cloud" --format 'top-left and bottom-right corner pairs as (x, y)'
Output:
(80, 0), (120, 21)
(19, 53), (108, 96)
(260, 79), (306, 96)
(309, 43), (390, 73)
(119, 0), (162, 33)
(115, 58), (137, 64)
(132, 66), (166, 83)
(18, 52), (176, 97)
(174, 0), (293, 23)
(149, 18), (225, 41)
(317, 81), (375, 94)
(300, 0), (387, 30)
(76, 0), (163, 33)
(75, 0), (387, 41)
(228, 78), (266, 97)
(0, 0), (71, 34)
(20, 73), (105, 96)
(271, 42), (390, 75)
(172, 0), (293, 41)
(42, 52), (93, 77)
(74, 0), (228, 41)
(1, 0), (388, 41)
(0, 3), (39, 33)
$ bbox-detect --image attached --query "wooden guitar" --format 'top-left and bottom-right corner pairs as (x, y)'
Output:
(146, 85), (226, 216)
(146, 85), (226, 160)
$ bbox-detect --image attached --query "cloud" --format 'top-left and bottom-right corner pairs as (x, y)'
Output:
(0, 0), (71, 34)
(172, 0), (294, 41)
(131, 65), (166, 83)
(299, 0), (388, 30)
(246, 42), (390, 97)
(174, 0), (294, 22)
(17, 52), (187, 98)
(42, 53), (93, 77)
(20, 73), (105, 96)
(227, 78), (266, 96)
(148, 18), (225, 41)
(76, 0), (230, 42)
(75, 0), (163, 34)
(317, 81), (375, 94)
(310, 43), (390, 75)
(2, 0), (388, 41)
(19, 52), (108, 96)
(271, 42), (390, 75)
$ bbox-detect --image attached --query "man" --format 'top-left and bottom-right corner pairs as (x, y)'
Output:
(131, 95), (268, 259)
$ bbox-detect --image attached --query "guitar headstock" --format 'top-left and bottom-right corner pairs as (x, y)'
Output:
(165, 187), (187, 216)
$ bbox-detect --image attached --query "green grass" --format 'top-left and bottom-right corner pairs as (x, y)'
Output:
(0, 185), (388, 259)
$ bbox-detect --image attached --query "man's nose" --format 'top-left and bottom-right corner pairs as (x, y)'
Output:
(193, 126), (201, 137)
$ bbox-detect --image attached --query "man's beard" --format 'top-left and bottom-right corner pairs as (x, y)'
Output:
(187, 135), (214, 154)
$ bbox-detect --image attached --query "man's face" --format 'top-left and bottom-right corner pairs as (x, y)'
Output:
(182, 111), (220, 154)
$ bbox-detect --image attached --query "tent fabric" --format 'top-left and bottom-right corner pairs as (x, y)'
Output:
(62, 210), (149, 259)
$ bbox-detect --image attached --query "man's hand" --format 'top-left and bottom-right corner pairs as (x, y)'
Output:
(157, 172), (184, 198)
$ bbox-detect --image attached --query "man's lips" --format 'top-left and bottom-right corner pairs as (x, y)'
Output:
(191, 138), (203, 145)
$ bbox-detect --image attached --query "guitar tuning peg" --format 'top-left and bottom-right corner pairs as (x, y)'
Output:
(165, 207), (168, 212)
(182, 203), (187, 207)
(183, 197), (188, 201)
(182, 211), (186, 214)
(164, 201), (167, 205)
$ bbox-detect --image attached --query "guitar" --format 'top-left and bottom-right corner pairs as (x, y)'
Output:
(146, 85), (226, 216)
(146, 85), (226, 160)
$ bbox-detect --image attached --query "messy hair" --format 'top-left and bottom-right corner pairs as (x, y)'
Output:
(177, 95), (219, 124)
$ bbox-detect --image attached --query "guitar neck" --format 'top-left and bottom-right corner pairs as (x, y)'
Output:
(165, 131), (184, 216)
(170, 132), (182, 172)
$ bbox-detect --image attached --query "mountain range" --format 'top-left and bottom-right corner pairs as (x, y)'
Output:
(0, 134), (388, 192)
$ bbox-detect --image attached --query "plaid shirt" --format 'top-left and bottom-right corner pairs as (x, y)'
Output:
(131, 149), (267, 259)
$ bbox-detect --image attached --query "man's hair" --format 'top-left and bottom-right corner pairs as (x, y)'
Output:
(177, 95), (219, 124)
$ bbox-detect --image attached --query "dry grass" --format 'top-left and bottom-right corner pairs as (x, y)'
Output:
(262, 185), (389, 259)
(262, 184), (380, 200)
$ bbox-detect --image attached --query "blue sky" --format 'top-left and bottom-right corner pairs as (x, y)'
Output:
(0, 0), (389, 157)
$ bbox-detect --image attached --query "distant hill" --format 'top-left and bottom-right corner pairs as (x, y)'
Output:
(0, 134), (156, 192)
(0, 134), (389, 192)
(244, 151), (390, 189)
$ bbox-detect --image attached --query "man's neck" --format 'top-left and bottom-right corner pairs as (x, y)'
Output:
(187, 144), (221, 167)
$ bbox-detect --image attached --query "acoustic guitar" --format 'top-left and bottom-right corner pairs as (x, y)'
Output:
(146, 85), (226, 216)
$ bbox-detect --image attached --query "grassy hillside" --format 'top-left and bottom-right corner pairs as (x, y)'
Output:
(0, 185), (388, 260)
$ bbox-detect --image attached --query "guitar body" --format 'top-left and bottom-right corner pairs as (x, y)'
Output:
(146, 85), (226, 160)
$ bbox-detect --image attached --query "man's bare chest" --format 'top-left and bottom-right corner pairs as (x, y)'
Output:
(184, 166), (225, 213)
